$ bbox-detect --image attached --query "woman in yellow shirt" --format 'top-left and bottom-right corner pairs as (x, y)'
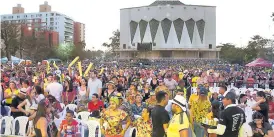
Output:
(4, 81), (19, 105)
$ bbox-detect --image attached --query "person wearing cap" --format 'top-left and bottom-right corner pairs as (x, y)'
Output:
(146, 92), (157, 108)
(189, 84), (203, 109)
(167, 95), (190, 137)
(208, 92), (246, 137)
(191, 86), (211, 137)
(27, 104), (38, 137)
(117, 92), (135, 121)
(18, 87), (38, 116)
(103, 81), (118, 106)
(10, 88), (27, 118)
(174, 80), (187, 99)
(155, 79), (169, 98)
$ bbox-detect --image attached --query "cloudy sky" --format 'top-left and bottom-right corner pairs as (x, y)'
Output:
(0, 0), (273, 50)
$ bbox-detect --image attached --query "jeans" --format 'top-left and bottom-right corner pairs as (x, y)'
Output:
(194, 122), (205, 137)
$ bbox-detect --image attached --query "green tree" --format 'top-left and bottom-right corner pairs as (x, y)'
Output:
(72, 41), (86, 59)
(55, 43), (75, 61)
(102, 29), (120, 52)
(245, 35), (270, 61)
(1, 22), (20, 60)
(218, 43), (245, 64)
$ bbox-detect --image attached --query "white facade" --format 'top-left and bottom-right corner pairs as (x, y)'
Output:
(1, 12), (74, 43)
(120, 0), (216, 51)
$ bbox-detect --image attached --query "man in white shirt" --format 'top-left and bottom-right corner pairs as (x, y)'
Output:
(45, 76), (63, 102)
(87, 71), (102, 100)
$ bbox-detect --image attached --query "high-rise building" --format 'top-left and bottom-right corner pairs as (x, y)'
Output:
(12, 4), (24, 14)
(1, 1), (74, 44)
(119, 0), (220, 59)
(39, 1), (51, 12)
(73, 22), (85, 45)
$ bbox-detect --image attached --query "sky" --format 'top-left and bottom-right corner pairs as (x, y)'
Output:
(0, 0), (274, 50)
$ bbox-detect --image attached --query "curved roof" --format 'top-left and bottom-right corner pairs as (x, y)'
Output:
(149, 0), (185, 6)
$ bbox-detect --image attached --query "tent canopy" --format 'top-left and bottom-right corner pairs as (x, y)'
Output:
(245, 58), (272, 67)
(0, 56), (23, 63)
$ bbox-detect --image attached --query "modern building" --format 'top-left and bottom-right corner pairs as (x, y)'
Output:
(119, 0), (220, 59)
(74, 22), (85, 45)
(1, 1), (74, 44)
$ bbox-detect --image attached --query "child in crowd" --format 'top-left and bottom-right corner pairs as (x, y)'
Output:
(58, 110), (79, 137)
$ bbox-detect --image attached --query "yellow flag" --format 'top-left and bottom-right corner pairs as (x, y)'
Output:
(46, 62), (50, 74)
(68, 56), (79, 68)
(78, 61), (82, 77)
(53, 61), (59, 70)
(99, 67), (104, 75)
(84, 63), (93, 77)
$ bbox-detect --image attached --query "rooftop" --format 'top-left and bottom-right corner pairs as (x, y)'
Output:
(149, 0), (185, 6)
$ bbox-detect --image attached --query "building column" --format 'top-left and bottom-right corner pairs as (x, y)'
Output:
(197, 51), (200, 58)
(217, 51), (220, 59)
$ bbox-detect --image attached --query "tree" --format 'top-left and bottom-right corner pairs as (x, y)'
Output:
(55, 43), (75, 60)
(218, 43), (245, 64)
(72, 41), (86, 59)
(21, 31), (56, 62)
(102, 29), (120, 52)
(1, 22), (20, 60)
(245, 35), (270, 61)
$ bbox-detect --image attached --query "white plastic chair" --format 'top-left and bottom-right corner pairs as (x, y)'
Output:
(134, 115), (141, 119)
(62, 104), (78, 118)
(54, 119), (63, 129)
(1, 116), (14, 135)
(12, 116), (29, 136)
(4, 106), (11, 116)
(84, 120), (101, 137)
(125, 127), (137, 137)
(60, 103), (65, 109)
(76, 111), (90, 121)
(65, 104), (78, 111)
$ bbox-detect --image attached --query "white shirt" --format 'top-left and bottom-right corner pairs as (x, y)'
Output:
(46, 82), (63, 102)
(87, 78), (102, 99)
(164, 78), (178, 90)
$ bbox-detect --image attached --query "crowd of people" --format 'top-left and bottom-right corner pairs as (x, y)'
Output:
(1, 58), (274, 137)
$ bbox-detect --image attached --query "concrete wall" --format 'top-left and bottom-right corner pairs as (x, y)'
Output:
(120, 4), (216, 50)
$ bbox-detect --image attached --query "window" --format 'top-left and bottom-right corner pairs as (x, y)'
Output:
(123, 44), (126, 49)
(209, 44), (212, 49)
(17, 16), (20, 18)
(46, 14), (47, 16)
(31, 15), (34, 18)
(51, 13), (54, 16)
(153, 43), (156, 46)
(56, 22), (57, 25)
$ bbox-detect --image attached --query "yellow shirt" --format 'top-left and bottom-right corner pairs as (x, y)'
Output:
(4, 88), (19, 104)
(191, 100), (211, 123)
(192, 77), (200, 87)
(189, 94), (199, 107)
(167, 112), (189, 137)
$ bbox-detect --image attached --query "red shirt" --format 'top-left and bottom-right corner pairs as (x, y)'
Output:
(59, 119), (78, 137)
(268, 101), (274, 119)
(88, 100), (104, 112)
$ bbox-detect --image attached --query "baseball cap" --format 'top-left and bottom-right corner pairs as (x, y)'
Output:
(224, 92), (236, 101)
(199, 87), (208, 96)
